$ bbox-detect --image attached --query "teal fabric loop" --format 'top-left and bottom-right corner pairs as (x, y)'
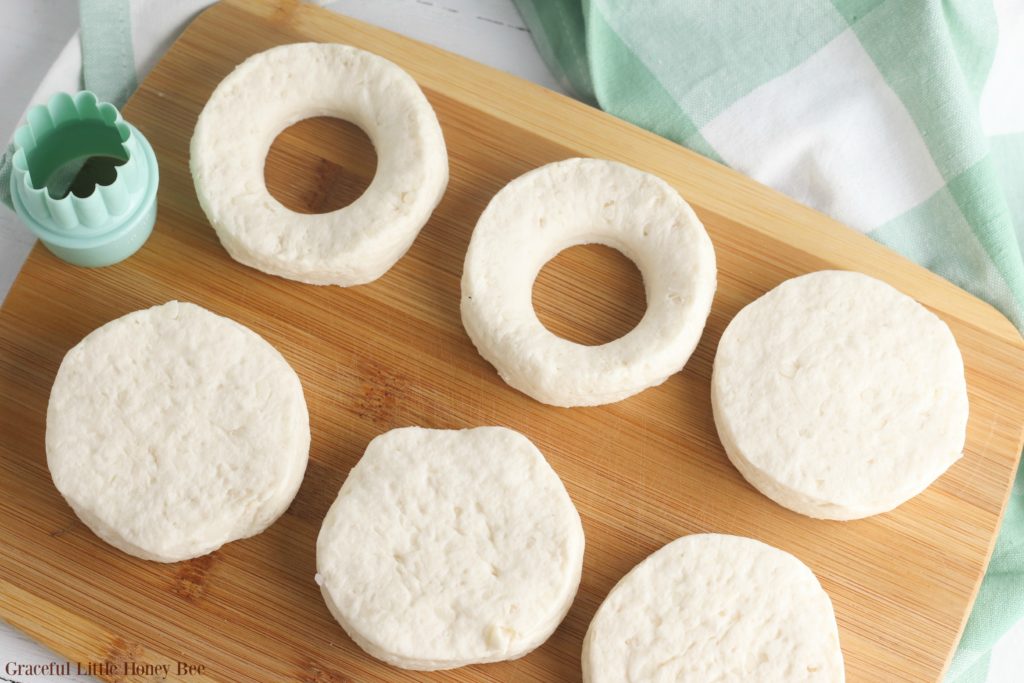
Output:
(1, 0), (136, 210)
(79, 0), (137, 107)
(0, 143), (15, 210)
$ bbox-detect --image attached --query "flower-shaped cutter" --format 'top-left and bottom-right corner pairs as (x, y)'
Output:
(9, 91), (159, 267)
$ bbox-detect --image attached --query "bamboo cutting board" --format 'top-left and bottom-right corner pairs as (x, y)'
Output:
(1, 1), (1022, 680)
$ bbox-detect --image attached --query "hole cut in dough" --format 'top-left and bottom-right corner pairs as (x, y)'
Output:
(461, 158), (716, 407)
(191, 43), (448, 286)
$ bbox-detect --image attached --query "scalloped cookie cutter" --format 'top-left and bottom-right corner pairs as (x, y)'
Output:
(9, 91), (158, 267)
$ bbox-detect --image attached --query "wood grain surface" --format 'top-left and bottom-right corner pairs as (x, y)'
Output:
(1, 1), (1022, 681)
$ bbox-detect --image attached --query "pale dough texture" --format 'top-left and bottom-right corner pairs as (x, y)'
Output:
(583, 534), (844, 683)
(461, 158), (716, 407)
(46, 301), (310, 562)
(316, 426), (585, 670)
(712, 270), (968, 520)
(191, 42), (448, 285)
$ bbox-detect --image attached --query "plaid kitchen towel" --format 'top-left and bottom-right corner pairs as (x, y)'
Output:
(1, 0), (1020, 679)
(513, 1), (1024, 680)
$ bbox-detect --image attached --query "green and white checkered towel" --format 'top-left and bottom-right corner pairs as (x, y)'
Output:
(2, 0), (1020, 679)
(513, 1), (1024, 680)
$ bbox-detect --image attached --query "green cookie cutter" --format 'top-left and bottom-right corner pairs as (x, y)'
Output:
(9, 91), (159, 267)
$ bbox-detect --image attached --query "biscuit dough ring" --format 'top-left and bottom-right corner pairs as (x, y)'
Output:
(191, 43), (448, 286)
(461, 158), (717, 407)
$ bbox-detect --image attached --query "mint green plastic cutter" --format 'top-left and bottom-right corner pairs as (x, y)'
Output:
(9, 91), (158, 267)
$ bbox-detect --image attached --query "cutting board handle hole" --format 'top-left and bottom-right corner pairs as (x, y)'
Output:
(264, 116), (377, 214)
(533, 244), (646, 346)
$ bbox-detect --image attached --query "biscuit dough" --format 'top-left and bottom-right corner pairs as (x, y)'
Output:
(712, 270), (968, 520)
(46, 301), (310, 562)
(191, 43), (448, 285)
(316, 426), (584, 669)
(461, 158), (716, 407)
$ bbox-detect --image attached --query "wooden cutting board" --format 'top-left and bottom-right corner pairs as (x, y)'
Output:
(1, 1), (1022, 680)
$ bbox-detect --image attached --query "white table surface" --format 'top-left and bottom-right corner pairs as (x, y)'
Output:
(0, 1), (1020, 681)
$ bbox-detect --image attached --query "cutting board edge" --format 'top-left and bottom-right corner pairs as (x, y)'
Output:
(0, 2), (1020, 682)
(944, 442), (1024, 678)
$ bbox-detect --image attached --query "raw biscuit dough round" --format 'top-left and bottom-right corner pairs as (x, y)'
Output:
(316, 426), (585, 670)
(712, 270), (968, 520)
(461, 158), (716, 407)
(583, 534), (844, 682)
(191, 42), (448, 286)
(46, 301), (310, 563)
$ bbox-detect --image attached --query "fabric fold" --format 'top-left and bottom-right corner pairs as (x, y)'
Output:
(513, 1), (1024, 680)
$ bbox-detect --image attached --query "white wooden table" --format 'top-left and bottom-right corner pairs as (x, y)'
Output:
(0, 1), (1020, 681)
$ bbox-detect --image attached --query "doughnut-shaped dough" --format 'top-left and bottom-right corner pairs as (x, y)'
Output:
(583, 534), (844, 682)
(46, 301), (310, 562)
(316, 426), (584, 670)
(191, 43), (448, 286)
(712, 270), (968, 520)
(461, 158), (716, 407)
